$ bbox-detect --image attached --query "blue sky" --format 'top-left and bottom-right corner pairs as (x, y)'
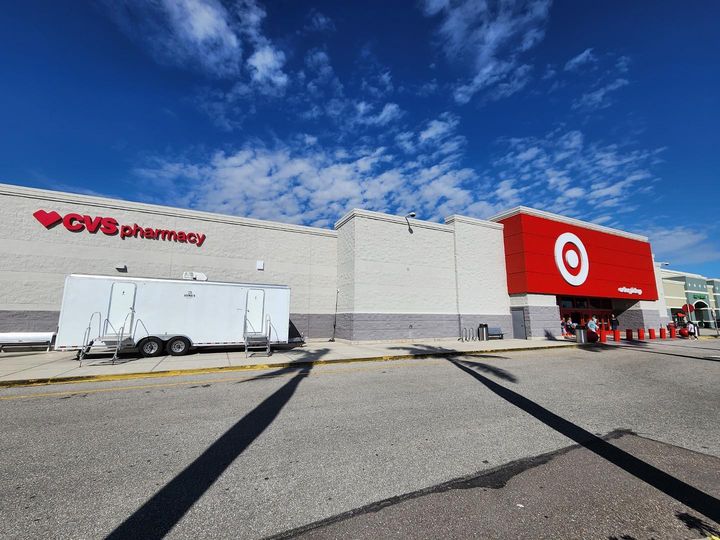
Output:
(2, 1), (719, 276)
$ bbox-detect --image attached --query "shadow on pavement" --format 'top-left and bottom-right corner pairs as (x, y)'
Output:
(447, 357), (720, 525)
(676, 511), (720, 537)
(106, 351), (323, 540)
(387, 344), (510, 360)
(582, 341), (720, 363)
(455, 359), (518, 383)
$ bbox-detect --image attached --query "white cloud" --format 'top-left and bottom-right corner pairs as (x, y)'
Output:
(573, 78), (629, 110)
(353, 102), (403, 126)
(134, 110), (495, 225)
(646, 226), (720, 266)
(247, 45), (288, 88)
(102, 0), (243, 77)
(422, 0), (552, 104)
(305, 10), (335, 32)
(419, 113), (458, 142)
(101, 0), (289, 91)
(564, 48), (596, 71)
(616, 55), (631, 73)
(490, 127), (663, 219)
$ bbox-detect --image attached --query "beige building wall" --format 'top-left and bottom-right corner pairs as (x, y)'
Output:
(445, 215), (512, 332)
(334, 209), (512, 340)
(0, 183), (337, 337)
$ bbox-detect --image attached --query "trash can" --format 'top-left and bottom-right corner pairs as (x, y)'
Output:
(576, 327), (588, 344)
(478, 324), (489, 341)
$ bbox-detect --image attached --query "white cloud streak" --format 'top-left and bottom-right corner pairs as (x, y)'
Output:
(564, 48), (596, 71)
(422, 0), (552, 104)
(573, 77), (629, 110)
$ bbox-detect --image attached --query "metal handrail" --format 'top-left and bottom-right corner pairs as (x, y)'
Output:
(133, 317), (149, 341)
(78, 311), (102, 366)
(111, 308), (135, 364)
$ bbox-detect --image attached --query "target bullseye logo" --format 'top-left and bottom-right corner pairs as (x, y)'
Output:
(554, 232), (589, 286)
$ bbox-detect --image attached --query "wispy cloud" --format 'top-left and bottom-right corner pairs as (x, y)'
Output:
(101, 0), (288, 91)
(134, 111), (493, 226)
(646, 226), (720, 266)
(564, 48), (596, 71)
(422, 0), (552, 104)
(304, 10), (335, 32)
(489, 127), (664, 219)
(573, 77), (629, 110)
(101, 0), (249, 77)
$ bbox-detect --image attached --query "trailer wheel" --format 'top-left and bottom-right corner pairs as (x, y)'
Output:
(139, 337), (164, 358)
(166, 336), (191, 356)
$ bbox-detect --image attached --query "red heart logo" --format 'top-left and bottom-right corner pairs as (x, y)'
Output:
(33, 209), (63, 229)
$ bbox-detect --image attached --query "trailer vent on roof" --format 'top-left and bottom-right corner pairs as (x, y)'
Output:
(182, 271), (208, 281)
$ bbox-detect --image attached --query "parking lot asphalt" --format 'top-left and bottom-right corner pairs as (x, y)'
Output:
(0, 340), (718, 539)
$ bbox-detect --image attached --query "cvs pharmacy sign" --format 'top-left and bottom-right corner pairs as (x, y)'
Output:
(33, 210), (206, 247)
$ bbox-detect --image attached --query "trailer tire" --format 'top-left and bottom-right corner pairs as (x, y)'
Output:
(166, 336), (191, 356)
(139, 337), (164, 358)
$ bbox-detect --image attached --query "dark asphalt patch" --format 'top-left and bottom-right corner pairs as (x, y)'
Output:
(275, 433), (720, 540)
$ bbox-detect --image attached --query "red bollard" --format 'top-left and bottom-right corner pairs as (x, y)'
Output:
(599, 330), (607, 343)
(613, 330), (621, 341)
(648, 328), (656, 339)
(660, 328), (667, 339)
(637, 328), (645, 340)
(669, 326), (677, 339)
(626, 329), (633, 340)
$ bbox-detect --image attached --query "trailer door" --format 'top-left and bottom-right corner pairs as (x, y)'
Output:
(105, 282), (136, 335)
(245, 289), (266, 334)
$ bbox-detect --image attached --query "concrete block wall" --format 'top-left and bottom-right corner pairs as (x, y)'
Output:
(0, 184), (337, 337)
(446, 215), (513, 338)
(613, 300), (664, 331)
(333, 210), (513, 341)
(334, 209), (459, 340)
(510, 294), (561, 339)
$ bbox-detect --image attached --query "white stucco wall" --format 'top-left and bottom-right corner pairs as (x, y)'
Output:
(446, 215), (511, 316)
(335, 210), (457, 314)
(0, 184), (337, 318)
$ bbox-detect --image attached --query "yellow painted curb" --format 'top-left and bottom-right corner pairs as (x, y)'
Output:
(0, 343), (578, 389)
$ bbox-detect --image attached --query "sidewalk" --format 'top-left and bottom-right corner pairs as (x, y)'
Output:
(0, 338), (575, 387)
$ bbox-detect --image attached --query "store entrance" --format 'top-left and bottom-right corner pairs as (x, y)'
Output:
(557, 296), (614, 329)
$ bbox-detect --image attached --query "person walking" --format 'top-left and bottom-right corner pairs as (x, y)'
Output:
(687, 320), (698, 340)
(610, 314), (619, 331)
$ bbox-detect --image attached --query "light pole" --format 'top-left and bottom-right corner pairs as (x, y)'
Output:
(404, 212), (416, 234)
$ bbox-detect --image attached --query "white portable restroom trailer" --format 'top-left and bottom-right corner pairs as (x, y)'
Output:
(54, 274), (290, 358)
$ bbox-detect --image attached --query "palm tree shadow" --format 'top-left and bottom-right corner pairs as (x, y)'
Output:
(106, 354), (324, 539)
(448, 358), (720, 525)
(455, 359), (517, 383)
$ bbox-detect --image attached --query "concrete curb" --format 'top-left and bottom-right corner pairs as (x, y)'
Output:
(0, 343), (578, 388)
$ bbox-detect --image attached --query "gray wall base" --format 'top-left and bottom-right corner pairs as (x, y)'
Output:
(459, 314), (513, 339)
(0, 310), (60, 332)
(522, 305), (562, 339)
(613, 301), (663, 330)
(289, 313), (335, 340)
(336, 313), (512, 341)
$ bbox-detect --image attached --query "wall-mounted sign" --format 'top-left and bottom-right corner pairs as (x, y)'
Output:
(618, 286), (643, 295)
(497, 211), (658, 301)
(32, 210), (206, 247)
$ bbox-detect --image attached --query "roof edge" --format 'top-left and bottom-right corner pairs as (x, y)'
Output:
(489, 206), (649, 242)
